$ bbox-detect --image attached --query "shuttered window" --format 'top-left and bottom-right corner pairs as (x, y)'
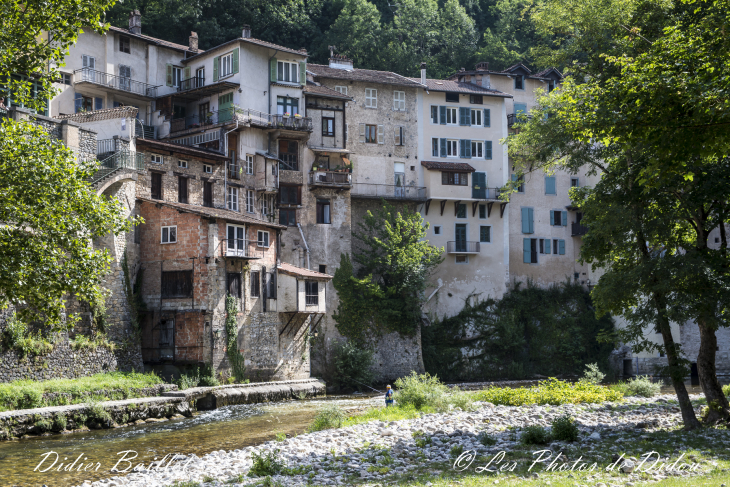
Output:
(485, 141), (493, 160)
(521, 208), (534, 234)
(151, 172), (163, 200)
(250, 271), (260, 297)
(161, 270), (193, 298)
(523, 238), (538, 263)
(178, 176), (188, 204)
(545, 176), (557, 195)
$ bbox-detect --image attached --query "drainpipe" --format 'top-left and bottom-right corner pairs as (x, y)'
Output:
(222, 119), (240, 208)
(297, 223), (310, 270)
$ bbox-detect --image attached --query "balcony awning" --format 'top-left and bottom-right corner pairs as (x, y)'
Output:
(255, 150), (279, 159)
(277, 262), (333, 281)
(170, 81), (240, 101)
(309, 146), (350, 154)
(421, 161), (476, 173)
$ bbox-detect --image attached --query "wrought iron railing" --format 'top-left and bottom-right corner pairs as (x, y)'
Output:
(90, 150), (145, 185)
(446, 241), (481, 254)
(270, 114), (313, 132)
(309, 171), (351, 186)
(351, 183), (427, 201)
(221, 239), (262, 259)
(96, 138), (122, 155)
(471, 187), (505, 200)
(178, 76), (205, 92)
(507, 113), (533, 128)
(73, 68), (158, 98)
(170, 107), (236, 133)
(170, 105), (314, 133)
(234, 107), (274, 128)
(572, 222), (589, 236)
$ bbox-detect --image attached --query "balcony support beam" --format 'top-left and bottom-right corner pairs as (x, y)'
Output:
(500, 202), (508, 218)
(487, 202), (494, 218)
(425, 199), (431, 215)
(440, 200), (446, 216)
(472, 201), (479, 217)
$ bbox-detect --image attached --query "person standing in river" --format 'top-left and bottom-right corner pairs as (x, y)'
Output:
(385, 385), (394, 407)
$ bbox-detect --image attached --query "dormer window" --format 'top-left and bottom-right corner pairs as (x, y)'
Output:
(515, 75), (525, 90)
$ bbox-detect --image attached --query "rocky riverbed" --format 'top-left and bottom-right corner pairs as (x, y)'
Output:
(76, 393), (728, 487)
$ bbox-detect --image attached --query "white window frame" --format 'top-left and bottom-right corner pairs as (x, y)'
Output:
(470, 109), (482, 126)
(203, 164), (212, 174)
(262, 195), (270, 216)
(227, 186), (239, 211)
(226, 224), (246, 255)
(220, 52), (233, 78)
(178, 160), (188, 169)
(394, 126), (404, 146)
(445, 107), (457, 125)
(393, 91), (406, 111)
(365, 88), (377, 108)
(150, 154), (164, 164)
(245, 154), (254, 175)
(161, 225), (177, 244)
(471, 141), (484, 159)
(257, 230), (270, 248)
(430, 105), (438, 124)
(446, 139), (459, 158)
(277, 61), (299, 84)
(246, 189), (255, 214)
(431, 138), (439, 157)
(334, 85), (348, 95)
(433, 225), (442, 236)
(172, 66), (182, 87)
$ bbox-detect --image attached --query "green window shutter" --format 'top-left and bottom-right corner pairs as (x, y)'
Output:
(545, 176), (556, 194)
(440, 138), (447, 157)
(485, 141), (492, 159)
(465, 139), (472, 158)
(183, 66), (191, 81)
(545, 239), (551, 254)
(459, 107), (470, 126)
(562, 211), (568, 226)
(232, 48), (240, 74)
(439, 106), (446, 125)
(213, 56), (220, 82)
(299, 61), (306, 86)
(166, 64), (173, 86)
(528, 208), (534, 233)
(359, 123), (366, 143)
(511, 174), (517, 182)
(515, 103), (527, 114)
(270, 58), (277, 82)
(559, 239), (565, 255)
(521, 208), (530, 234)
(523, 238), (532, 263)
(484, 108), (490, 127)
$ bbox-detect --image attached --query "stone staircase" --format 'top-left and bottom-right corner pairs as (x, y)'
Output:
(89, 150), (145, 188)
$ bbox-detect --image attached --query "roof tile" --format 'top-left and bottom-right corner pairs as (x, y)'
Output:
(137, 197), (286, 229)
(308, 64), (424, 88)
(421, 161), (476, 172)
(409, 78), (511, 97)
(277, 262), (333, 280)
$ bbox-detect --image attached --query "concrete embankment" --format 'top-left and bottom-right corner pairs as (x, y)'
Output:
(0, 378), (325, 440)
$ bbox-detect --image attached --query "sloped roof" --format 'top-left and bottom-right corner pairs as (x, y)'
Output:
(308, 64), (424, 88)
(57, 106), (138, 122)
(108, 26), (194, 53)
(183, 37), (307, 64)
(137, 197), (286, 229)
(304, 83), (353, 100)
(409, 78), (511, 98)
(421, 161), (476, 172)
(277, 262), (333, 280)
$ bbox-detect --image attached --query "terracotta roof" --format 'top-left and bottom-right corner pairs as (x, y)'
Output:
(304, 83), (353, 100)
(308, 64), (424, 88)
(277, 262), (333, 280)
(137, 197), (287, 229)
(409, 78), (511, 98)
(421, 161), (476, 172)
(57, 106), (138, 122)
(533, 67), (563, 79)
(184, 37), (306, 64)
(137, 138), (229, 162)
(108, 26), (194, 53)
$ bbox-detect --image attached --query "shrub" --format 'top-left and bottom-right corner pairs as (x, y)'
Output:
(609, 376), (661, 398)
(86, 401), (112, 425)
(307, 404), (345, 432)
(198, 374), (219, 387)
(475, 378), (623, 406)
(394, 372), (448, 410)
(446, 388), (476, 412)
(249, 449), (285, 477)
(581, 363), (605, 384)
(723, 384), (730, 396)
(52, 415), (67, 432)
(551, 415), (579, 442)
(478, 431), (497, 446)
(333, 340), (375, 391)
(450, 445), (464, 457)
(521, 425), (550, 445)
(175, 368), (201, 390)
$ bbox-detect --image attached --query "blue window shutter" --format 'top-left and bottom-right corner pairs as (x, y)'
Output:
(484, 108), (490, 127)
(511, 174), (518, 182)
(550, 210), (555, 226)
(94, 97), (103, 110)
(439, 106), (446, 125)
(440, 138), (447, 157)
(431, 106), (438, 123)
(515, 103), (527, 114)
(521, 208), (529, 234)
(528, 208), (534, 233)
(562, 211), (568, 226)
(459, 107), (469, 126)
(485, 141), (492, 159)
(465, 139), (472, 158)
(545, 176), (556, 194)
(523, 238), (531, 263)
(559, 239), (565, 255)
(545, 239), (551, 254)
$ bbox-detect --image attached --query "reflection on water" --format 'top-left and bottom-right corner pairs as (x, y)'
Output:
(0, 395), (379, 487)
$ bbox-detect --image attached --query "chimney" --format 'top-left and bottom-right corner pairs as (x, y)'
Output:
(420, 62), (427, 85)
(128, 10), (142, 35)
(329, 54), (354, 71)
(475, 61), (489, 72)
(189, 32), (199, 52)
(242, 25), (251, 39)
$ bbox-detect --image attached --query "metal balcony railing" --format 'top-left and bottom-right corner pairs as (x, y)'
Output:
(270, 114), (313, 132)
(572, 222), (589, 236)
(178, 76), (205, 92)
(170, 107), (236, 133)
(142, 124), (155, 139)
(305, 294), (319, 306)
(73, 68), (158, 98)
(351, 183), (427, 201)
(234, 107), (274, 128)
(471, 187), (505, 200)
(507, 113), (533, 129)
(90, 150), (145, 185)
(221, 239), (262, 259)
(170, 105), (314, 134)
(96, 138), (122, 155)
(446, 241), (481, 254)
(309, 171), (352, 187)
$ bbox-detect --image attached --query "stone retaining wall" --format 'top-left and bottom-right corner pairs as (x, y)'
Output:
(41, 384), (178, 405)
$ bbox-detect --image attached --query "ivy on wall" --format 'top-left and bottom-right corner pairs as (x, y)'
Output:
(225, 295), (246, 381)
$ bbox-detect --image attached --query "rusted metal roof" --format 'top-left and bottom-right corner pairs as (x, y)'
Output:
(421, 161), (476, 172)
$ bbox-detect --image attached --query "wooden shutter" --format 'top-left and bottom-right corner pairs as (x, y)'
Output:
(562, 211), (568, 226)
(183, 66), (191, 81)
(550, 210), (555, 226)
(484, 108), (490, 127)
(545, 176), (556, 194)
(440, 138), (447, 157)
(439, 106), (446, 125)
(270, 58), (277, 82)
(232, 48), (240, 74)
(485, 141), (492, 159)
(359, 124), (366, 143)
(464, 139), (472, 158)
(528, 208), (534, 233)
(394, 126), (400, 145)
(377, 125), (384, 144)
(459, 139), (466, 158)
(559, 239), (566, 255)
(523, 238), (531, 263)
(213, 56), (220, 81)
(459, 107), (470, 126)
(545, 239), (551, 254)
(299, 61), (306, 86)
(521, 208), (530, 234)
(166, 64), (173, 86)
(162, 271), (193, 298)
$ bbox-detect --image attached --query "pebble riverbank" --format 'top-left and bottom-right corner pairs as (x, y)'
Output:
(73, 392), (727, 487)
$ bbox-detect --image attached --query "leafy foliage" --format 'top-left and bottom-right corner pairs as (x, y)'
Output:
(521, 425), (551, 445)
(394, 371), (475, 412)
(551, 414), (579, 442)
(609, 376), (661, 398)
(307, 404), (345, 432)
(2, 312), (54, 358)
(581, 363), (606, 385)
(225, 295), (246, 382)
(423, 281), (615, 381)
(474, 378), (623, 406)
(332, 339), (375, 391)
(249, 449), (285, 477)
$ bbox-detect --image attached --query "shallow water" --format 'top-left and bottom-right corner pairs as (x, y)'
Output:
(0, 395), (380, 487)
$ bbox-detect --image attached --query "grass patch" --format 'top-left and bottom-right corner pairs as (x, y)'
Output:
(609, 375), (662, 397)
(474, 378), (623, 406)
(395, 372), (475, 412)
(307, 404), (345, 432)
(249, 449), (285, 477)
(0, 371), (163, 411)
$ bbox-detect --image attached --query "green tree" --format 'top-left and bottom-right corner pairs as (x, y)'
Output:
(0, 120), (134, 330)
(433, 0), (478, 77)
(324, 0), (386, 70)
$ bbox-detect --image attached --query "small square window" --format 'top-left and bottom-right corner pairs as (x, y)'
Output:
(455, 255), (469, 264)
(715, 237), (721, 244)
(161, 225), (177, 244)
(178, 160), (188, 168)
(60, 73), (72, 85)
(334, 86), (347, 95)
(469, 95), (483, 104)
(150, 154), (164, 164)
(319, 264), (327, 274)
(571, 177), (579, 187)
(433, 226), (442, 235)
(119, 36), (130, 54)
(445, 92), (459, 103)
(257, 230), (270, 248)
(203, 164), (212, 174)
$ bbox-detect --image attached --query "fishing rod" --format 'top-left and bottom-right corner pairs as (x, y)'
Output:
(342, 374), (385, 394)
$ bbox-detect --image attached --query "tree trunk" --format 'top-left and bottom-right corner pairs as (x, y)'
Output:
(696, 317), (730, 424)
(653, 294), (701, 429)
